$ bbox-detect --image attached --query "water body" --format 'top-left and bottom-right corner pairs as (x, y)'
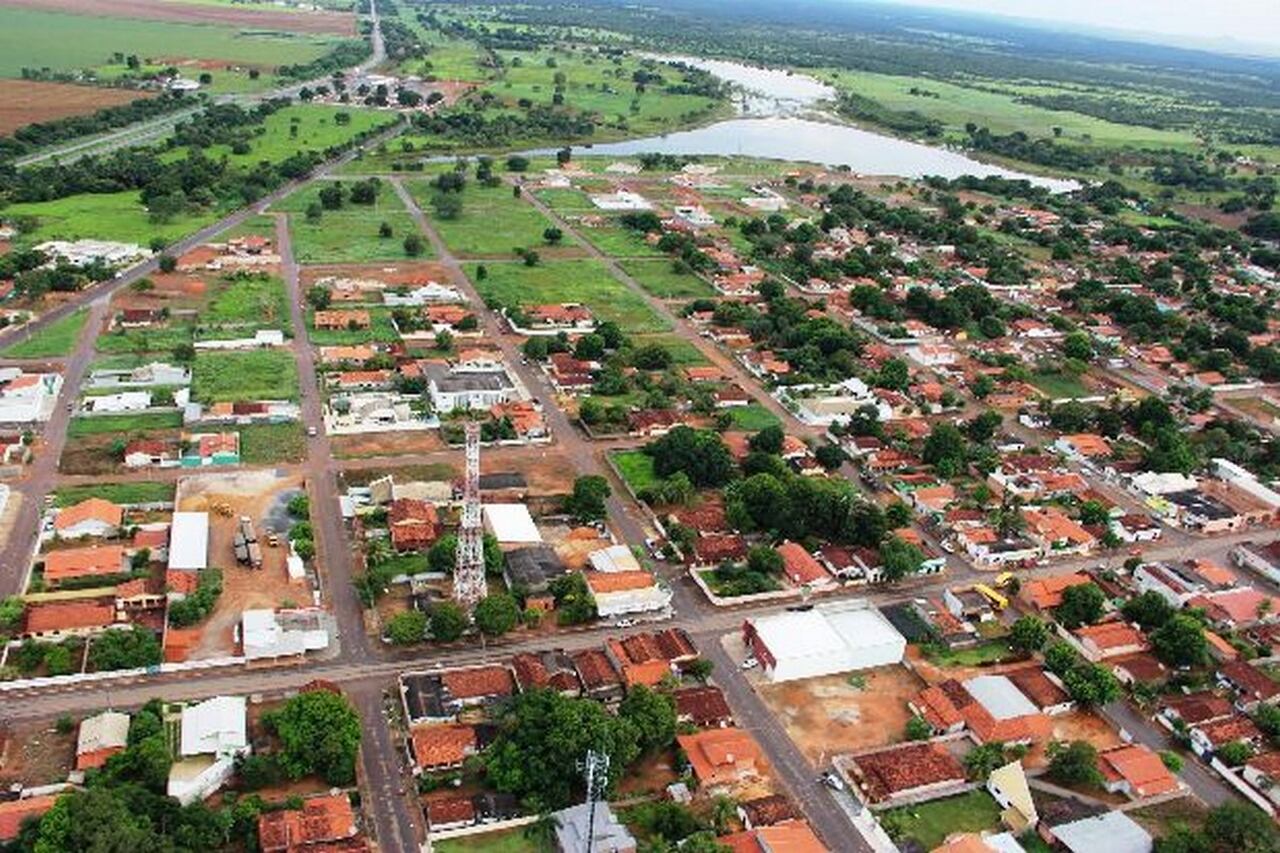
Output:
(560, 56), (1079, 191)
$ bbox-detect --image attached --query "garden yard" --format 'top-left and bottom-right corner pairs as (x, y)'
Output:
(95, 324), (193, 356)
(192, 350), (299, 403)
(879, 790), (1003, 850)
(1029, 371), (1093, 400)
(307, 308), (402, 345)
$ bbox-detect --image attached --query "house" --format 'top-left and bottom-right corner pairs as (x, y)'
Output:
(1045, 811), (1152, 853)
(987, 760), (1038, 833)
(571, 648), (625, 703)
(258, 793), (363, 853)
(401, 667), (515, 722)
(503, 545), (567, 593)
(589, 544), (643, 574)
(43, 543), (128, 586)
(1134, 562), (1205, 607)
(424, 363), (517, 412)
(1111, 514), (1162, 543)
(552, 802), (637, 853)
(775, 541), (834, 588)
(913, 677), (1052, 745)
(1111, 654), (1167, 687)
(54, 498), (123, 539)
(1020, 572), (1092, 612)
(240, 609), (329, 661)
(1190, 587), (1280, 630)
(627, 409), (687, 437)
(124, 438), (176, 468)
(1158, 693), (1234, 730)
(387, 498), (438, 552)
(425, 796), (475, 832)
(674, 686), (733, 728)
(956, 527), (1040, 568)
(744, 601), (906, 682)
(314, 309), (370, 331)
(22, 599), (118, 639)
(410, 723), (478, 773)
(0, 370), (61, 423)
(846, 741), (966, 805)
(585, 571), (672, 619)
(183, 432), (240, 466)
(719, 820), (826, 853)
(1189, 714), (1264, 758)
(1053, 433), (1111, 463)
(677, 728), (762, 789)
(511, 650), (581, 696)
(525, 303), (594, 331)
(1021, 507), (1095, 556)
(737, 795), (798, 831)
(1218, 660), (1280, 710)
(168, 695), (249, 805)
(76, 710), (130, 770)
(0, 796), (58, 844)
(1098, 744), (1179, 798)
(1005, 667), (1073, 716)
(1242, 752), (1280, 808)
(1069, 621), (1148, 662)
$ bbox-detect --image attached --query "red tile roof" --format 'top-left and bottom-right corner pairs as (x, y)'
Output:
(851, 742), (965, 802)
(43, 544), (125, 583)
(54, 498), (123, 532)
(775, 541), (828, 585)
(410, 724), (477, 770)
(1098, 744), (1179, 797)
(0, 796), (58, 842)
(441, 665), (514, 700)
(23, 600), (115, 634)
(258, 793), (360, 852)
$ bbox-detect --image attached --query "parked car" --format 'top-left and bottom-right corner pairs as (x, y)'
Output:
(820, 771), (846, 791)
(741, 656), (759, 670)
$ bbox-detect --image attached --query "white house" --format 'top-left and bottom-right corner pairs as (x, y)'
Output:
(585, 570), (672, 619)
(240, 608), (329, 661)
(424, 363), (517, 412)
(84, 390), (152, 414)
(382, 282), (464, 307)
(168, 696), (248, 805)
(0, 370), (62, 423)
(193, 329), (285, 350)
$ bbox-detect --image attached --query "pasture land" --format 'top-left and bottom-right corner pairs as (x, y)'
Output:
(2, 191), (216, 250)
(191, 349), (299, 402)
(407, 179), (574, 258)
(197, 105), (394, 164)
(468, 259), (670, 332)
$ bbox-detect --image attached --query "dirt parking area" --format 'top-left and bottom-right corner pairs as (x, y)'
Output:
(174, 470), (310, 660)
(757, 665), (927, 764)
(0, 80), (155, 135)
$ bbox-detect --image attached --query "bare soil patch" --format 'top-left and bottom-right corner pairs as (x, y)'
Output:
(757, 665), (927, 764)
(4, 0), (355, 35)
(0, 80), (155, 136)
(0, 719), (76, 787)
(331, 431), (447, 459)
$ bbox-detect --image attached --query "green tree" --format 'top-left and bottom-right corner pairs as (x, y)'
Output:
(89, 626), (161, 671)
(428, 534), (458, 574)
(619, 685), (677, 753)
(880, 536), (924, 581)
(565, 475), (611, 521)
(748, 425), (784, 455)
(548, 573), (596, 625)
(1009, 615), (1048, 654)
(1204, 801), (1280, 851)
(686, 658), (714, 683)
(386, 609), (427, 645)
(1062, 331), (1094, 361)
(1078, 500), (1110, 526)
(964, 741), (1009, 780)
(403, 233), (425, 257)
(923, 423), (968, 478)
(474, 593), (521, 637)
(1062, 662), (1120, 707)
(1046, 740), (1102, 787)
(267, 690), (362, 786)
(1121, 590), (1175, 630)
(1151, 614), (1207, 667)
(905, 715), (932, 741)
(1054, 583), (1105, 629)
(430, 602), (468, 642)
(1217, 740), (1252, 766)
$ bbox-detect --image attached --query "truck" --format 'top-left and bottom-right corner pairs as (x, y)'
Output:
(234, 516), (263, 568)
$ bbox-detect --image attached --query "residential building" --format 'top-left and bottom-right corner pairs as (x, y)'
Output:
(43, 543), (128, 586)
(409, 723), (479, 773)
(987, 760), (1038, 833)
(1045, 811), (1152, 853)
(1069, 621), (1148, 662)
(846, 741), (966, 805)
(585, 570), (672, 618)
(677, 728), (762, 790)
(674, 686), (733, 728)
(1098, 745), (1179, 798)
(168, 695), (249, 805)
(423, 362), (517, 412)
(76, 710), (130, 770)
(775, 541), (834, 588)
(53, 498), (123, 539)
(258, 793), (363, 853)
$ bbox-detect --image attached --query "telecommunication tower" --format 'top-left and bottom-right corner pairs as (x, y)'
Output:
(453, 421), (486, 611)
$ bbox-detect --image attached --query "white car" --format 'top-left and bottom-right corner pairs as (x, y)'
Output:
(741, 656), (759, 670)
(614, 618), (636, 628)
(820, 771), (846, 791)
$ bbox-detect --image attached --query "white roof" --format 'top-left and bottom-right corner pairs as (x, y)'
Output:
(241, 608), (328, 660)
(751, 609), (848, 660)
(964, 675), (1039, 720)
(985, 832), (1027, 853)
(1052, 811), (1151, 853)
(822, 602), (906, 651)
(77, 710), (130, 755)
(588, 544), (641, 574)
(1130, 471), (1197, 495)
(168, 512), (209, 571)
(180, 696), (247, 757)
(482, 503), (542, 543)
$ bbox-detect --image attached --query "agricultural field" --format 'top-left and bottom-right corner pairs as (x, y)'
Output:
(0, 81), (155, 136)
(619, 259), (715, 298)
(276, 181), (425, 265)
(0, 309), (88, 358)
(468, 259), (669, 332)
(407, 179), (574, 258)
(191, 349), (299, 403)
(0, 6), (346, 79)
(1, 191), (216, 250)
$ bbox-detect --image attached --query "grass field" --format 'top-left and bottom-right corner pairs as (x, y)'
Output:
(53, 482), (176, 507)
(620, 259), (715, 298)
(922, 638), (1019, 667)
(880, 790), (1003, 850)
(407, 179), (571, 257)
(95, 325), (193, 355)
(0, 7), (341, 78)
(633, 334), (708, 366)
(470, 259), (669, 332)
(238, 422), (306, 464)
(432, 828), (538, 853)
(192, 350), (299, 403)
(67, 411), (183, 437)
(580, 222), (667, 258)
(729, 403), (780, 431)
(612, 450), (661, 493)
(1030, 371), (1093, 400)
(278, 181), (426, 264)
(198, 105), (393, 164)
(204, 276), (290, 327)
(3, 192), (216, 250)
(0, 309), (87, 358)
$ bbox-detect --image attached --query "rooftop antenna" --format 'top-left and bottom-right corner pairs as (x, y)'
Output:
(453, 421), (486, 612)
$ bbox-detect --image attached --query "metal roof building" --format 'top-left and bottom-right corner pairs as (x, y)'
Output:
(167, 511), (209, 571)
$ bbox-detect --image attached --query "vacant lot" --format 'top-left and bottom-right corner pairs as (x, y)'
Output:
(239, 422), (306, 464)
(471, 259), (669, 332)
(53, 481), (175, 507)
(192, 350), (299, 403)
(408, 179), (576, 258)
(202, 274), (290, 328)
(0, 308), (87, 358)
(757, 665), (926, 762)
(620, 259), (715, 298)
(580, 221), (666, 259)
(67, 411), (183, 437)
(3, 191), (216, 250)
(0, 80), (154, 135)
(728, 403), (780, 431)
(611, 450), (659, 493)
(95, 324), (194, 356)
(1029, 371), (1093, 400)
(197, 105), (392, 166)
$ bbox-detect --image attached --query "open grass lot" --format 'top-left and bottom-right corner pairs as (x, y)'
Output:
(880, 790), (1003, 850)
(432, 828), (537, 853)
(203, 275), (290, 328)
(611, 450), (660, 493)
(307, 308), (402, 345)
(67, 411), (182, 437)
(277, 180), (427, 264)
(729, 403), (780, 431)
(200, 105), (393, 165)
(53, 482), (175, 507)
(922, 638), (1021, 667)
(407, 179), (574, 258)
(192, 350), (299, 403)
(1029, 371), (1093, 400)
(2, 192), (216, 250)
(238, 422), (306, 464)
(0, 7), (343, 78)
(95, 325), (193, 356)
(620, 259), (715, 298)
(0, 309), (87, 358)
(533, 188), (597, 213)
(579, 223), (667, 259)
(633, 334), (708, 366)
(470, 259), (670, 332)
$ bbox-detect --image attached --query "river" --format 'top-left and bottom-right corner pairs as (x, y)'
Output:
(555, 56), (1079, 191)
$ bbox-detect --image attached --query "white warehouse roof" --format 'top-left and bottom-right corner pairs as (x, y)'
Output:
(168, 511), (209, 571)
(748, 600), (905, 682)
(179, 695), (247, 757)
(964, 675), (1039, 720)
(482, 503), (542, 544)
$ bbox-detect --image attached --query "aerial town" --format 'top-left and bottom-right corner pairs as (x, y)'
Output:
(1, 1), (1280, 852)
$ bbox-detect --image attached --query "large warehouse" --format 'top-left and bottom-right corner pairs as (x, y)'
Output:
(743, 600), (906, 682)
